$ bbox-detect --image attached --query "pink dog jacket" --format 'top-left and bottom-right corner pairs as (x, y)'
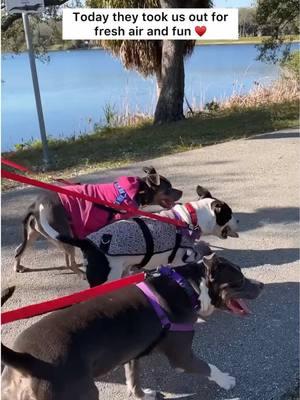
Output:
(58, 176), (141, 238)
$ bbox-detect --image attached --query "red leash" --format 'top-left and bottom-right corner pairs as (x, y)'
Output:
(1, 166), (189, 324)
(1, 170), (188, 229)
(1, 273), (145, 324)
(1, 157), (75, 185)
(1, 157), (32, 173)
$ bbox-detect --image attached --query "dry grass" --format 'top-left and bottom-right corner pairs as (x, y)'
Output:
(220, 73), (299, 109)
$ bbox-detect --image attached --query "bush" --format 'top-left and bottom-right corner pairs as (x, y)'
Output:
(281, 51), (300, 79)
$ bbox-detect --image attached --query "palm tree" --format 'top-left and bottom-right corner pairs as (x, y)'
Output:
(87, 0), (212, 124)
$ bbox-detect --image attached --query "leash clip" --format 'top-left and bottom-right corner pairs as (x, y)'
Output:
(188, 224), (200, 231)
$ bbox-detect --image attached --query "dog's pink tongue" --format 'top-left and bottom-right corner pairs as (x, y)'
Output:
(226, 298), (251, 316)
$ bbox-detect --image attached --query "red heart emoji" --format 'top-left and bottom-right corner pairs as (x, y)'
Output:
(195, 26), (207, 37)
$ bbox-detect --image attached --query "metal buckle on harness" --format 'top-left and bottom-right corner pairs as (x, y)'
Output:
(189, 224), (200, 231)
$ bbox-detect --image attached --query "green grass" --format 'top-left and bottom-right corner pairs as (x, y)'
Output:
(282, 50), (300, 79)
(2, 100), (299, 191)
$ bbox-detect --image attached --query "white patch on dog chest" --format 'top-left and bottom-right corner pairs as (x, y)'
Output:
(142, 388), (158, 399)
(199, 278), (214, 317)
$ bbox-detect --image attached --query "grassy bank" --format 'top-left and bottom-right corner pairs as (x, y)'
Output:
(2, 100), (298, 191)
(197, 35), (300, 46)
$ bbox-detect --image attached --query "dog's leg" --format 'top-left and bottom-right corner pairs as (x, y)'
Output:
(63, 244), (85, 279)
(65, 252), (70, 269)
(14, 220), (39, 273)
(161, 332), (236, 391)
(125, 360), (157, 400)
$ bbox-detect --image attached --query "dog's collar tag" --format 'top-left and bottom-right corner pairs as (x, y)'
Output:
(114, 182), (128, 205)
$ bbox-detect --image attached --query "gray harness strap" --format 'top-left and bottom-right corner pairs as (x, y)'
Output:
(132, 218), (154, 267)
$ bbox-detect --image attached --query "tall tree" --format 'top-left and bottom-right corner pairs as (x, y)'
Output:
(256, 0), (299, 63)
(1, 0), (83, 55)
(239, 8), (258, 37)
(2, 0), (212, 124)
(88, 0), (212, 124)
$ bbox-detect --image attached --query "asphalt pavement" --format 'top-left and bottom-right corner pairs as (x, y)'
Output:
(1, 128), (299, 400)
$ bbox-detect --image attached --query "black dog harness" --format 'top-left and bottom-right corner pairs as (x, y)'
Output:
(131, 217), (184, 268)
(132, 218), (155, 267)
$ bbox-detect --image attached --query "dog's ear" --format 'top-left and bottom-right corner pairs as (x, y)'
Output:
(203, 253), (218, 279)
(143, 166), (160, 187)
(143, 166), (157, 175)
(196, 186), (212, 199)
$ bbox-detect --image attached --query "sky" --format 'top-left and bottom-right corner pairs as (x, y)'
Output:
(214, 0), (255, 7)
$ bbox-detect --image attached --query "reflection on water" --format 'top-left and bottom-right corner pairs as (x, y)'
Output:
(1, 44), (286, 151)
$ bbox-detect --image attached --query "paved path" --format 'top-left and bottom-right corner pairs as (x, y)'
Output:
(1, 128), (299, 400)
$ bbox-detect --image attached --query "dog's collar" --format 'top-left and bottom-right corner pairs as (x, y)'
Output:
(185, 203), (199, 230)
(172, 207), (201, 241)
(136, 267), (200, 332)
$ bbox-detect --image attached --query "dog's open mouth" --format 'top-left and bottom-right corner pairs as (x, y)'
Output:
(160, 199), (175, 209)
(225, 298), (251, 316)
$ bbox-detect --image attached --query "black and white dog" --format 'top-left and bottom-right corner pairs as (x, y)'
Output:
(13, 167), (182, 276)
(1, 254), (263, 400)
(59, 186), (239, 287)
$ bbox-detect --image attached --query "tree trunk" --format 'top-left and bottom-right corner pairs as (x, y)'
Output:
(155, 68), (163, 98)
(154, 39), (185, 124)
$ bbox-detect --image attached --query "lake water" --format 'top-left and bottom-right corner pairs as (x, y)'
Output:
(1, 44), (287, 151)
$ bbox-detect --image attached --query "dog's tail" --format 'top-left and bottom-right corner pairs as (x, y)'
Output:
(57, 234), (93, 251)
(1, 344), (56, 380)
(1, 286), (56, 380)
(1, 286), (15, 306)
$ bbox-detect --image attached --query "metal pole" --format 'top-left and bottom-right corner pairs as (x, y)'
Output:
(22, 12), (50, 167)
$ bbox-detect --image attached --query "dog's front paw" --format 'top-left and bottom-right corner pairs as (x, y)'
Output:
(142, 388), (159, 399)
(208, 364), (236, 390)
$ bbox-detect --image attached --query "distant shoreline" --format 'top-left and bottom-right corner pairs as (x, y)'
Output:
(2, 36), (299, 55)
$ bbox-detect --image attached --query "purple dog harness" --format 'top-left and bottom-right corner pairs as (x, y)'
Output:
(136, 266), (200, 332)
